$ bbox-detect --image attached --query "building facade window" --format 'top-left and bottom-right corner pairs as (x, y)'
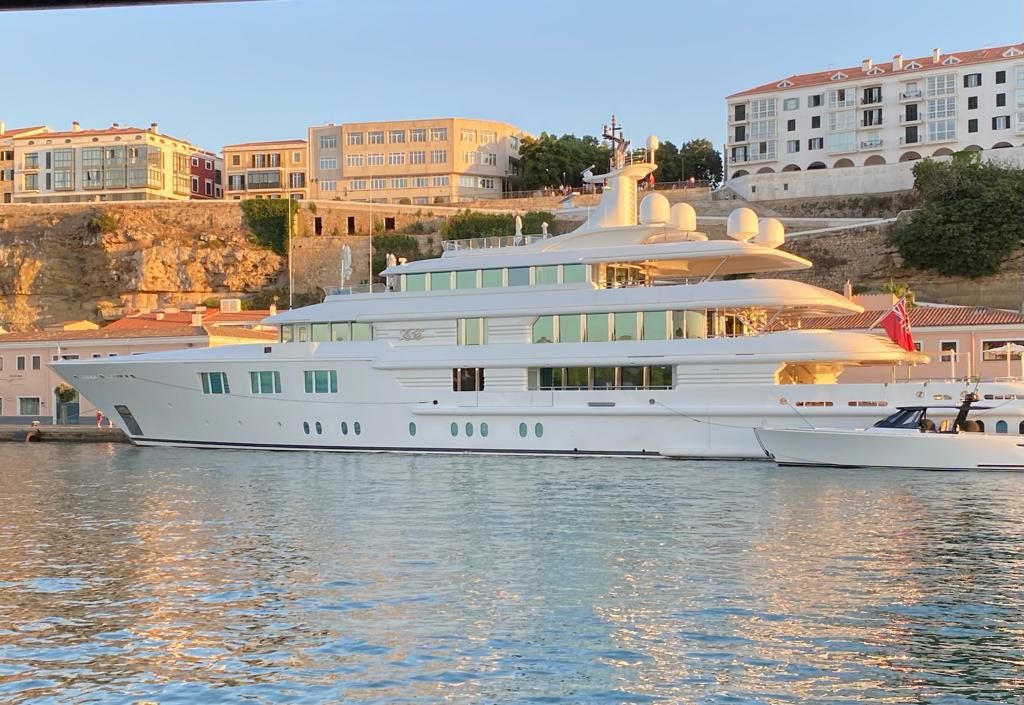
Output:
(432, 175), (449, 186)
(346, 154), (364, 167)
(368, 131), (385, 144)
(347, 132), (363, 145)
(370, 177), (386, 189)
(319, 156), (337, 170)
(410, 151), (426, 164)
(410, 128), (426, 143)
(388, 152), (405, 165)
(964, 73), (982, 88)
(389, 130), (405, 143)
(993, 115), (1011, 130)
(430, 127), (448, 141)
(482, 152), (497, 166)
(320, 180), (336, 191)
(430, 150), (447, 163)
(367, 153), (384, 166)
(926, 74), (956, 96)
(319, 135), (337, 149)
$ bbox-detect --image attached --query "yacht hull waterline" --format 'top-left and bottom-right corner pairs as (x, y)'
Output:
(51, 122), (1024, 459)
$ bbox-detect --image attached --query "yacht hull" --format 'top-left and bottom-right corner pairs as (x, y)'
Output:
(55, 354), (1024, 460)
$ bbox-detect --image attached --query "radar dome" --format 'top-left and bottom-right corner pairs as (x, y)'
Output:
(646, 135), (659, 155)
(669, 202), (697, 232)
(639, 193), (670, 225)
(727, 207), (759, 242)
(756, 218), (785, 248)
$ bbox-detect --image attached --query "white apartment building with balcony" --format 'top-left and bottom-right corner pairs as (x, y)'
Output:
(725, 43), (1024, 179)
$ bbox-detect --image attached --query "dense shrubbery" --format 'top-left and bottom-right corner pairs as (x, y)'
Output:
(239, 199), (298, 255)
(372, 234), (427, 281)
(440, 211), (559, 240)
(890, 153), (1024, 277)
(87, 211), (118, 234)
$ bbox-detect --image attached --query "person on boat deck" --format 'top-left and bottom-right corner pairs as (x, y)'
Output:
(919, 418), (936, 432)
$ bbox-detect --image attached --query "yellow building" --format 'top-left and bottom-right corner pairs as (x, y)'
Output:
(12, 122), (198, 204)
(222, 139), (308, 200)
(1, 122), (49, 204)
(307, 118), (525, 204)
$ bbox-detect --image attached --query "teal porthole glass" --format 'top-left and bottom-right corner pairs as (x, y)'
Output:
(466, 422), (474, 437)
(480, 422), (488, 437)
(518, 422), (527, 438)
(341, 421), (348, 435)
(315, 421), (322, 435)
(303, 422), (310, 435)
(535, 423), (544, 438)
(354, 422), (361, 436)
(409, 422), (417, 436)
(451, 422), (459, 437)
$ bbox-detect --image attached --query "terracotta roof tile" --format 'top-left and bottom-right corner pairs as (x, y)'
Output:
(1, 125), (48, 138)
(799, 306), (1024, 331)
(729, 43), (1024, 98)
(223, 139), (307, 148)
(0, 326), (204, 344)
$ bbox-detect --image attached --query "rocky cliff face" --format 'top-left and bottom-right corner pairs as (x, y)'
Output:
(0, 202), (283, 329)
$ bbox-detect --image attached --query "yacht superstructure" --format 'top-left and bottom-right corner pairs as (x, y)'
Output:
(54, 125), (1024, 458)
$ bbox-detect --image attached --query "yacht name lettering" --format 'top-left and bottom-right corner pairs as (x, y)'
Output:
(399, 328), (425, 341)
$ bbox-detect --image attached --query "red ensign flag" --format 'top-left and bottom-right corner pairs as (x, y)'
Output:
(879, 298), (916, 352)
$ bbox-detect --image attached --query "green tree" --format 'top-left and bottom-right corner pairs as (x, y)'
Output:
(440, 211), (559, 240)
(518, 133), (611, 190)
(653, 140), (681, 182)
(680, 138), (724, 187)
(889, 152), (1024, 278)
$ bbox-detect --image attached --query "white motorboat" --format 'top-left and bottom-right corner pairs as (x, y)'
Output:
(51, 121), (1024, 458)
(754, 393), (1024, 470)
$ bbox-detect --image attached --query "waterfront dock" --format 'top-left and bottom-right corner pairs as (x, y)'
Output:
(0, 425), (127, 443)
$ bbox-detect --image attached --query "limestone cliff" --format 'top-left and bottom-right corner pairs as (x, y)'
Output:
(0, 202), (283, 330)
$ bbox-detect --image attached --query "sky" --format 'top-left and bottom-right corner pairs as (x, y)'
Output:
(2, 0), (1021, 152)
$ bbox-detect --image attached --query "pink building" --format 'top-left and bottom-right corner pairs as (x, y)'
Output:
(803, 295), (1024, 384)
(0, 305), (274, 424)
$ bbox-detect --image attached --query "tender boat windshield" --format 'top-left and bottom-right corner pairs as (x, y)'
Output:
(873, 408), (925, 429)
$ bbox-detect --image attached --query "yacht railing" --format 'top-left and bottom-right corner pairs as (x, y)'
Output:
(441, 233), (553, 252)
(325, 284), (388, 296)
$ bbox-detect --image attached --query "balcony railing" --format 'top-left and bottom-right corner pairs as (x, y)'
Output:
(900, 89), (923, 100)
(899, 114), (922, 124)
(860, 139), (883, 149)
(860, 96), (883, 105)
(899, 135), (922, 145)
(860, 119), (883, 127)
(728, 113), (748, 124)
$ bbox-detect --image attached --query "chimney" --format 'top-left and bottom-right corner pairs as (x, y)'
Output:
(191, 312), (203, 327)
(112, 122), (119, 129)
(932, 47), (941, 64)
(861, 58), (872, 72)
(71, 121), (81, 133)
(892, 54), (903, 71)
(149, 122), (158, 133)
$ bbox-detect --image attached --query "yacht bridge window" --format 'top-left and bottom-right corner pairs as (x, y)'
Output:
(529, 309), (758, 344)
(280, 322), (372, 343)
(395, 263), (589, 292)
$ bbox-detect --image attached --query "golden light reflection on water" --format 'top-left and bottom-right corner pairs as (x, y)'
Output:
(1, 449), (1023, 703)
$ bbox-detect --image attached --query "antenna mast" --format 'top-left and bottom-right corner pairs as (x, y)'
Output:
(602, 115), (630, 170)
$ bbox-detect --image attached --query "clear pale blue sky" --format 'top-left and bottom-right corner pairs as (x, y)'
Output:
(3, 0), (1020, 152)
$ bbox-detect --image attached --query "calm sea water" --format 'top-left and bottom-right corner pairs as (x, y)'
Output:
(1, 444), (1023, 704)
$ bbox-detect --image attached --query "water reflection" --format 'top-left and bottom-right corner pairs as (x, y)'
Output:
(0, 446), (1022, 703)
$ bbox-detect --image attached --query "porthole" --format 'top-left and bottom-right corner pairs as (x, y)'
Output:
(480, 422), (488, 437)
(518, 422), (527, 438)
(451, 422), (459, 437)
(465, 422), (474, 437)
(341, 421), (349, 435)
(354, 421), (361, 435)
(409, 422), (417, 436)
(315, 421), (322, 435)
(302, 421), (310, 435)
(535, 423), (544, 438)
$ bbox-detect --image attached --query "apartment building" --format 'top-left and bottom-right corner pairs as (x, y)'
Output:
(1, 122), (49, 203)
(189, 150), (223, 200)
(222, 139), (308, 199)
(11, 122), (202, 204)
(307, 118), (525, 204)
(725, 43), (1024, 178)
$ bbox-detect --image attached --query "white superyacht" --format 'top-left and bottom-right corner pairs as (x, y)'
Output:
(55, 129), (1024, 458)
